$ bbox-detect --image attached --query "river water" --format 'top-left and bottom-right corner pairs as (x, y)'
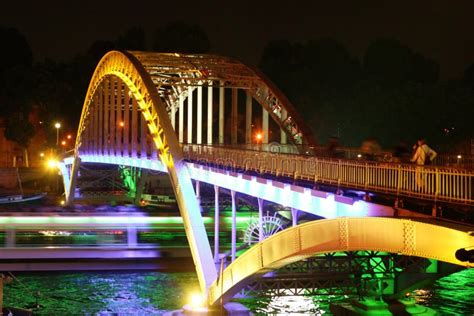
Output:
(3, 268), (473, 315)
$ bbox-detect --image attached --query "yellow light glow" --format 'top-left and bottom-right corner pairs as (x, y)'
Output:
(119, 121), (125, 127)
(67, 134), (72, 139)
(47, 159), (58, 168)
(61, 140), (67, 146)
(256, 133), (263, 140)
(357, 154), (362, 158)
(54, 122), (61, 129)
(60, 200), (65, 206)
(457, 155), (462, 159)
(189, 293), (204, 308)
(40, 152), (45, 157)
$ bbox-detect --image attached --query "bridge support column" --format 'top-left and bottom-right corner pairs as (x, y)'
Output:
(219, 83), (224, 144)
(179, 93), (184, 143)
(171, 102), (176, 130)
(131, 97), (138, 157)
(262, 107), (269, 144)
(231, 190), (237, 262)
(110, 77), (116, 156)
(65, 157), (81, 206)
(207, 84), (213, 144)
(280, 108), (287, 145)
(291, 207), (298, 227)
(93, 93), (99, 154)
(124, 84), (130, 156)
(187, 86), (193, 144)
(98, 87), (104, 155)
(214, 185), (220, 262)
(258, 198), (264, 242)
(104, 78), (110, 156)
(116, 79), (123, 156)
(245, 92), (252, 144)
(140, 112), (147, 157)
(195, 180), (202, 213)
(231, 88), (238, 144)
(197, 86), (202, 144)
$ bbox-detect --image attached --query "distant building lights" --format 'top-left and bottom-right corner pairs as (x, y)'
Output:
(119, 121), (125, 127)
(61, 140), (67, 146)
(357, 154), (362, 158)
(67, 134), (72, 140)
(457, 155), (462, 159)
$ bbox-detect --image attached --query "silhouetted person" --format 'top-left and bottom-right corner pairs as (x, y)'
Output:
(327, 136), (340, 158)
(393, 141), (410, 163)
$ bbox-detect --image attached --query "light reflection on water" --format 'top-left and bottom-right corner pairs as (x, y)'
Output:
(238, 269), (474, 315)
(412, 268), (474, 316)
(3, 269), (473, 315)
(3, 271), (200, 315)
(254, 292), (345, 315)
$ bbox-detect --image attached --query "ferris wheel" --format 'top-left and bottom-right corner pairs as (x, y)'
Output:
(243, 213), (287, 245)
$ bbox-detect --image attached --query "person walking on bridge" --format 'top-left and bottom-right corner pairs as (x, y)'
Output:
(411, 138), (437, 191)
(411, 138), (437, 166)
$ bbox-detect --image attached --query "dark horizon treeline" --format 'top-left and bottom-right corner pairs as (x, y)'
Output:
(259, 39), (474, 151)
(0, 23), (473, 153)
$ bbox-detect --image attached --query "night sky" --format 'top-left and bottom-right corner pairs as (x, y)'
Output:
(2, 0), (474, 79)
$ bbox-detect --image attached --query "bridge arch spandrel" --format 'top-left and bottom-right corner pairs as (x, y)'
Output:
(73, 50), (217, 294)
(208, 217), (473, 305)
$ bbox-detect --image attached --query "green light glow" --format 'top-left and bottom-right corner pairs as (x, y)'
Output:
(0, 216), (253, 226)
(119, 165), (137, 195)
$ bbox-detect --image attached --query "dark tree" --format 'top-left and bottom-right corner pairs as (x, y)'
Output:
(302, 38), (360, 88)
(4, 113), (34, 148)
(152, 21), (210, 54)
(0, 26), (33, 72)
(464, 62), (474, 83)
(116, 27), (147, 51)
(363, 38), (439, 85)
(87, 40), (116, 61)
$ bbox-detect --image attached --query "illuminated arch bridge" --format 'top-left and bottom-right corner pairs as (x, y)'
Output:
(62, 51), (474, 304)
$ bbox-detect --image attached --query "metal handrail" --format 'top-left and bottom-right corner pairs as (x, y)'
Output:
(183, 145), (474, 205)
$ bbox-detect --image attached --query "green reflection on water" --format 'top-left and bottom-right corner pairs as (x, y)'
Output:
(2, 269), (473, 315)
(3, 272), (199, 315)
(238, 269), (474, 315)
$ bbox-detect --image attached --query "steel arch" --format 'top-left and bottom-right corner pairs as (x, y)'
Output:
(71, 50), (217, 294)
(126, 51), (317, 146)
(207, 217), (473, 305)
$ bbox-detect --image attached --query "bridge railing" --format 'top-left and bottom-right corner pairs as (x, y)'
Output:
(189, 144), (474, 169)
(183, 145), (474, 205)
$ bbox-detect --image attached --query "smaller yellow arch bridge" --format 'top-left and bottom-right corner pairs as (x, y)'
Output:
(207, 217), (473, 305)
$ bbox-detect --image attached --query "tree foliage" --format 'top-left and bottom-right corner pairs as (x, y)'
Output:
(152, 21), (210, 54)
(4, 113), (35, 148)
(260, 38), (471, 151)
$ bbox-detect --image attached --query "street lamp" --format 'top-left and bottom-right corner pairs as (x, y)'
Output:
(54, 122), (61, 146)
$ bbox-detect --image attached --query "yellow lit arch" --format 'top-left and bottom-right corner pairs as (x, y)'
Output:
(73, 50), (217, 294)
(208, 217), (473, 305)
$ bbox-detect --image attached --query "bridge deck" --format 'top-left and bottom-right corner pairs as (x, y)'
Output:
(184, 145), (474, 206)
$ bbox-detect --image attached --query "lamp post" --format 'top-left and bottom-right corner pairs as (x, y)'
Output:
(54, 122), (61, 146)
